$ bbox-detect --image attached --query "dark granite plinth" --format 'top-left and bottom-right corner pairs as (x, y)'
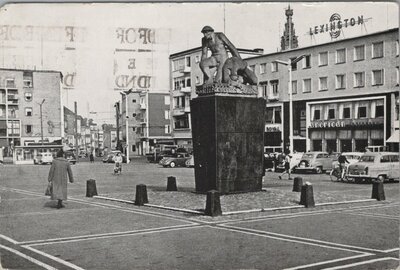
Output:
(191, 94), (265, 194)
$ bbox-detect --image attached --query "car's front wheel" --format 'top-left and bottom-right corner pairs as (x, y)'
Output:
(169, 162), (176, 168)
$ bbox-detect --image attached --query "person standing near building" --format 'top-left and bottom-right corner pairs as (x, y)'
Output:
(48, 150), (74, 209)
(279, 152), (292, 180)
(89, 152), (94, 163)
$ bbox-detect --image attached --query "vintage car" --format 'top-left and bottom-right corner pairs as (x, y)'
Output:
(347, 152), (399, 183)
(276, 152), (304, 172)
(185, 155), (194, 168)
(330, 152), (363, 172)
(102, 150), (127, 163)
(159, 153), (191, 168)
(294, 151), (337, 174)
(34, 152), (54, 165)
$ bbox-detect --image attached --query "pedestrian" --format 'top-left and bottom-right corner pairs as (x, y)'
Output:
(47, 149), (74, 209)
(112, 152), (123, 175)
(279, 152), (292, 180)
(89, 152), (94, 163)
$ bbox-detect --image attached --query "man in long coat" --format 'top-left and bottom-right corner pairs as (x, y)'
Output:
(48, 150), (74, 209)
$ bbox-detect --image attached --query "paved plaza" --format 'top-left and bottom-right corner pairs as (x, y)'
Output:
(1, 158), (399, 269)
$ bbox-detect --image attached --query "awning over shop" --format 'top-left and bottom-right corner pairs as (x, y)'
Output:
(386, 130), (399, 143)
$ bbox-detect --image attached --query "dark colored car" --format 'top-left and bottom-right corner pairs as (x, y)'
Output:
(146, 148), (188, 163)
(159, 153), (192, 168)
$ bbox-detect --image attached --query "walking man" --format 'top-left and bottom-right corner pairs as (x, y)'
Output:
(279, 152), (292, 180)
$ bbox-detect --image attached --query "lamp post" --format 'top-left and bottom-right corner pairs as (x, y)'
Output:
(273, 55), (305, 154)
(37, 99), (46, 145)
(120, 89), (132, 164)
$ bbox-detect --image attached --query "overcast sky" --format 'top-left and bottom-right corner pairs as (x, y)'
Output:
(0, 2), (398, 124)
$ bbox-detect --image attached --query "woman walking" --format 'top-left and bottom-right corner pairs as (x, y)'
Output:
(48, 150), (74, 209)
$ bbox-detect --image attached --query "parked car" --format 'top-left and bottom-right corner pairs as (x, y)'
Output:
(102, 150), (127, 163)
(159, 153), (191, 168)
(34, 152), (53, 165)
(146, 148), (188, 163)
(331, 152), (363, 172)
(276, 152), (304, 172)
(185, 155), (194, 168)
(347, 152), (399, 183)
(65, 151), (77, 165)
(294, 151), (337, 174)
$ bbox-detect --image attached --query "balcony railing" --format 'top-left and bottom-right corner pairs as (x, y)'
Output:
(172, 107), (185, 116)
(180, 86), (191, 93)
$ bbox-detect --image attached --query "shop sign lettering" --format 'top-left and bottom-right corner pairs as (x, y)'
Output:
(265, 124), (281, 132)
(309, 14), (364, 38)
(0, 25), (85, 42)
(310, 121), (345, 128)
(310, 119), (382, 128)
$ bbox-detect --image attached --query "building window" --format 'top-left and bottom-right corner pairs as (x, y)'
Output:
(396, 67), (399, 85)
(25, 107), (32, 116)
(271, 62), (278, 72)
(164, 110), (170, 120)
(336, 74), (346, 89)
(358, 106), (367, 118)
(165, 124), (171, 134)
(260, 82), (268, 98)
(396, 40), (399, 56)
(375, 105), (384, 117)
(24, 92), (33, 101)
(354, 72), (365, 88)
(23, 71), (33, 88)
(336, 48), (346, 64)
(195, 76), (200, 84)
(132, 99), (136, 103)
(26, 125), (32, 134)
(302, 79), (311, 93)
(260, 63), (267, 74)
(164, 96), (170, 105)
(303, 55), (311, 69)
(372, 69), (384, 86)
(174, 115), (189, 129)
(354, 45), (365, 61)
(132, 113), (136, 118)
(173, 77), (185, 90)
(372, 41), (384, 58)
(173, 58), (184, 71)
(186, 56), (191, 67)
(270, 80), (279, 97)
(343, 107), (351, 119)
(291, 80), (297, 94)
(318, 77), (328, 91)
(132, 127), (136, 132)
(290, 57), (298, 71)
(6, 78), (15, 88)
(314, 109), (321, 120)
(328, 109), (335, 119)
(319, 51), (328, 66)
(195, 55), (200, 63)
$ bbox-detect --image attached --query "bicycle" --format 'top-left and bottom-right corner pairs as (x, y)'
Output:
(330, 164), (348, 182)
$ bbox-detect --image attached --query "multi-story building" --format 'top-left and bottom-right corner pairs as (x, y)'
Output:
(169, 47), (264, 146)
(0, 69), (63, 157)
(246, 28), (399, 153)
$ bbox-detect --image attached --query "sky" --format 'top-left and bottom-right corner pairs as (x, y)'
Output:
(0, 1), (398, 124)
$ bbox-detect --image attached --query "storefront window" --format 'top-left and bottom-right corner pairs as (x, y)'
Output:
(328, 109), (335, 119)
(358, 107), (367, 118)
(312, 140), (322, 151)
(314, 109), (321, 120)
(343, 107), (351, 119)
(375, 105), (384, 117)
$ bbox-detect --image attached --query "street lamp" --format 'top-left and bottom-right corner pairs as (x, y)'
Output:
(37, 99), (46, 145)
(120, 89), (132, 164)
(273, 55), (305, 154)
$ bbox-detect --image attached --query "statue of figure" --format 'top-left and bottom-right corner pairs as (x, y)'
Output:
(200, 26), (241, 84)
(200, 26), (258, 86)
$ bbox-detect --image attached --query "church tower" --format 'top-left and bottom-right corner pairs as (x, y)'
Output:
(280, 5), (299, 51)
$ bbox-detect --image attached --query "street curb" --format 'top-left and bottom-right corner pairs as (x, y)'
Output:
(94, 195), (379, 216)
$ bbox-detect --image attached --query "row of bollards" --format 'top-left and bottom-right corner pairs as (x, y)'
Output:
(85, 174), (385, 217)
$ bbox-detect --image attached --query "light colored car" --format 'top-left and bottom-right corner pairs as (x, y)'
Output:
(331, 152), (363, 172)
(347, 152), (399, 183)
(295, 151), (337, 174)
(34, 152), (53, 165)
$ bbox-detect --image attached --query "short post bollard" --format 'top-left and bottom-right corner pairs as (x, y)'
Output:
(205, 190), (222, 217)
(86, 179), (98, 197)
(371, 181), (385, 201)
(300, 182), (315, 208)
(135, 184), (149, 206)
(167, 176), (178, 191)
(292, 177), (303, 192)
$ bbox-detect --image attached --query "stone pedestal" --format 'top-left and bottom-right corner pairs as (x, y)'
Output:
(191, 83), (265, 194)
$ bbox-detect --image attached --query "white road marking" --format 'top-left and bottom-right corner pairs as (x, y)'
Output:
(0, 234), (19, 244)
(322, 257), (398, 269)
(0, 244), (57, 270)
(22, 245), (85, 270)
(343, 212), (399, 220)
(213, 225), (372, 254)
(383, 248), (400, 253)
(219, 224), (386, 253)
(24, 224), (204, 246)
(282, 254), (372, 270)
(0, 207), (103, 218)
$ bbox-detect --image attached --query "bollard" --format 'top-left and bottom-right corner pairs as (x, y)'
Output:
(299, 182), (315, 208)
(86, 179), (98, 197)
(205, 190), (222, 216)
(292, 177), (303, 192)
(166, 176), (178, 191)
(371, 181), (385, 201)
(135, 184), (149, 206)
